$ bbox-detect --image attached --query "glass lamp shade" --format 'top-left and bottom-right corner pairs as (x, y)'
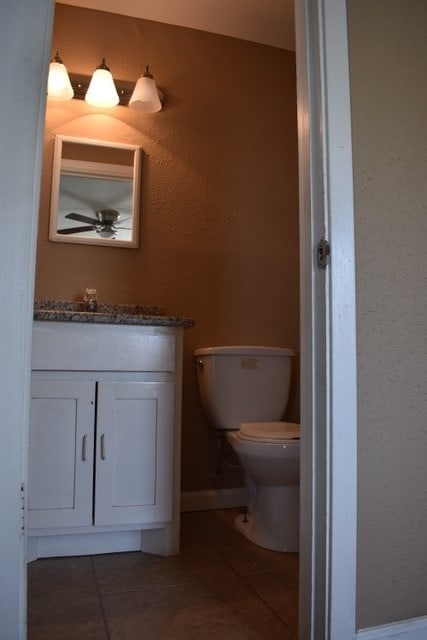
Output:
(85, 65), (119, 108)
(129, 73), (162, 113)
(47, 60), (74, 101)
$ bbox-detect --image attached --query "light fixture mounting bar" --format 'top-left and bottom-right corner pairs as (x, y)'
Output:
(68, 73), (134, 106)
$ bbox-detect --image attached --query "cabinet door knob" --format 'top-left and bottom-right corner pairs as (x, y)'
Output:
(82, 434), (87, 461)
(100, 434), (106, 460)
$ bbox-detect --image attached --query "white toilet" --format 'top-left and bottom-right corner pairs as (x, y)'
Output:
(194, 345), (300, 552)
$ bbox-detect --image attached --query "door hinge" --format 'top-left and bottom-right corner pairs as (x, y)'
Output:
(20, 482), (26, 535)
(317, 238), (330, 269)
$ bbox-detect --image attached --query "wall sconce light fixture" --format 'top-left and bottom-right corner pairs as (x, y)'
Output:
(47, 53), (164, 113)
(85, 59), (119, 108)
(129, 66), (162, 113)
(47, 52), (74, 102)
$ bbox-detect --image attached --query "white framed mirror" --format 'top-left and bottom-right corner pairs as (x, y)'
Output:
(49, 135), (142, 248)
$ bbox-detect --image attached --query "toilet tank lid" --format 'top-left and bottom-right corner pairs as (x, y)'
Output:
(240, 421), (300, 440)
(194, 346), (295, 357)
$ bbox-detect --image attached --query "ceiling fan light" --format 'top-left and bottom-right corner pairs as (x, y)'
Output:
(47, 52), (74, 101)
(85, 59), (119, 108)
(129, 66), (162, 113)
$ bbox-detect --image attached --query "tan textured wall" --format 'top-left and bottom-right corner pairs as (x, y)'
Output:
(348, 0), (427, 629)
(36, 4), (299, 492)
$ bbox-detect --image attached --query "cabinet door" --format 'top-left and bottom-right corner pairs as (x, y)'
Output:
(95, 381), (174, 526)
(28, 379), (95, 529)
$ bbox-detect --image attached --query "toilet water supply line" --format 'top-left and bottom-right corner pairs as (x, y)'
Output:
(213, 431), (251, 523)
(212, 430), (241, 482)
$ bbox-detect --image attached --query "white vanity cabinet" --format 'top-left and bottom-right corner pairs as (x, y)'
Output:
(29, 379), (95, 529)
(95, 380), (174, 526)
(28, 379), (174, 529)
(28, 321), (184, 559)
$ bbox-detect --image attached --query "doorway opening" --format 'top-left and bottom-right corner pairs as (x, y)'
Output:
(27, 1), (302, 638)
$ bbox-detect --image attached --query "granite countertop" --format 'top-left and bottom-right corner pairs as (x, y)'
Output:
(34, 300), (195, 329)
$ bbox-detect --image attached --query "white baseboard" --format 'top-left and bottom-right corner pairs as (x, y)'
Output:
(27, 530), (142, 561)
(180, 487), (247, 512)
(357, 616), (427, 640)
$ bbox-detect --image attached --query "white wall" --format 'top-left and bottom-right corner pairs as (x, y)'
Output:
(0, 1), (53, 638)
(348, 0), (427, 629)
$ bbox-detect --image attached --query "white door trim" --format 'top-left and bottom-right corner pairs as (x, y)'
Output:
(0, 1), (54, 638)
(295, 0), (357, 638)
(321, 1), (358, 636)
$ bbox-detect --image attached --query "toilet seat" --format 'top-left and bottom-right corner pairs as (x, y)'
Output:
(238, 421), (300, 444)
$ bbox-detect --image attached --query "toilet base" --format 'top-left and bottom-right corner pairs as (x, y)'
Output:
(234, 484), (299, 553)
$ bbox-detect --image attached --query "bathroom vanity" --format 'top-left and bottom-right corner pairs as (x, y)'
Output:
(28, 301), (194, 560)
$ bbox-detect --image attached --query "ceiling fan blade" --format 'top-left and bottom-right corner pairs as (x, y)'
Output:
(65, 212), (98, 224)
(57, 225), (95, 235)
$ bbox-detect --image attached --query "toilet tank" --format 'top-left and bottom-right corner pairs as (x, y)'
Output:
(194, 346), (294, 430)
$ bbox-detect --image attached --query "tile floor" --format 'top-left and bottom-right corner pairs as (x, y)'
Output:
(27, 508), (299, 639)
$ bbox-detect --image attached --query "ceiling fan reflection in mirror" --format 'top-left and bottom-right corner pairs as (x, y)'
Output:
(57, 209), (131, 239)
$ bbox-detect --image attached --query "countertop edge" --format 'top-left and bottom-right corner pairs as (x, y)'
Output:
(33, 311), (195, 329)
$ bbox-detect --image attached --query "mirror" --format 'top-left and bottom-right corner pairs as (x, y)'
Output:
(49, 135), (142, 248)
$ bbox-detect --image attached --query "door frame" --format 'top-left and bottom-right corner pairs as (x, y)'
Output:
(0, 1), (54, 638)
(295, 0), (358, 638)
(0, 0), (358, 637)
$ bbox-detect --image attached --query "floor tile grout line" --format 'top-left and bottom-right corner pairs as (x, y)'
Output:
(240, 572), (298, 638)
(216, 547), (249, 580)
(96, 573), (297, 638)
(95, 574), (253, 597)
(216, 544), (298, 580)
(217, 546), (298, 636)
(90, 545), (247, 595)
(91, 555), (112, 640)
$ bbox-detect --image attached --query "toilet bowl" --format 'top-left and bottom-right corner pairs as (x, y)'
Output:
(226, 422), (300, 552)
(194, 345), (300, 552)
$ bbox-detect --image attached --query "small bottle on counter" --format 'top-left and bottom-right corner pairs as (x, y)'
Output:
(84, 288), (98, 312)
